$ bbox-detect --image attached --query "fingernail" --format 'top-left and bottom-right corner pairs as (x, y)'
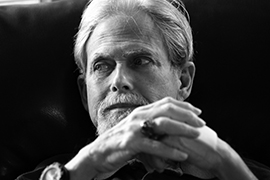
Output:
(179, 152), (188, 160)
(194, 108), (202, 115)
(156, 168), (165, 173)
(197, 117), (206, 126)
(192, 129), (200, 137)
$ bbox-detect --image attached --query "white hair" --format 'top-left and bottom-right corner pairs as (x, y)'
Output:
(74, 0), (193, 77)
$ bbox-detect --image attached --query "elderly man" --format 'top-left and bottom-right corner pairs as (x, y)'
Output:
(17, 0), (270, 180)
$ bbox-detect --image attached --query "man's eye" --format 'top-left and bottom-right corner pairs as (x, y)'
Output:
(133, 57), (152, 66)
(93, 62), (110, 72)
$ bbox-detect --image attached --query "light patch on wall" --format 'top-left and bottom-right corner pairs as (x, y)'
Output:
(0, 0), (51, 6)
(41, 105), (67, 127)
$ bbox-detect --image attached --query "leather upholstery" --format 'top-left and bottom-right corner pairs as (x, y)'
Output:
(0, 1), (94, 179)
(0, 0), (269, 179)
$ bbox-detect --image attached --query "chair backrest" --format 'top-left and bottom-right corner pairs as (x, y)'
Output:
(0, 0), (95, 179)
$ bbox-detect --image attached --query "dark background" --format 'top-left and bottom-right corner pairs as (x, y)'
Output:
(185, 0), (270, 167)
(0, 0), (269, 179)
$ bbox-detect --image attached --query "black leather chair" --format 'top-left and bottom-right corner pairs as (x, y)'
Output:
(0, 1), (95, 179)
(0, 0), (269, 179)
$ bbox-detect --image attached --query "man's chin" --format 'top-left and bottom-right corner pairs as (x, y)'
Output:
(96, 108), (134, 135)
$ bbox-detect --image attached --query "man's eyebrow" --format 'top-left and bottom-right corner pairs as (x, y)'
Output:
(122, 49), (152, 58)
(92, 53), (114, 61)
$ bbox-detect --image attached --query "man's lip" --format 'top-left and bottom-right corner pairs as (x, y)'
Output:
(105, 103), (142, 111)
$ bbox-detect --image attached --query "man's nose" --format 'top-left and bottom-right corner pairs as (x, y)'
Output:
(110, 65), (134, 92)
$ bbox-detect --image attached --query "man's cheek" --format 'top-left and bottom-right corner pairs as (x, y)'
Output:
(143, 86), (168, 103)
(88, 102), (100, 127)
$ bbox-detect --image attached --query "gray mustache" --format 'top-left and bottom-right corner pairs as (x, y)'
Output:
(99, 93), (149, 113)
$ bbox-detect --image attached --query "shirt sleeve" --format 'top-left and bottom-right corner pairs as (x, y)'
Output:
(244, 158), (270, 180)
(15, 154), (73, 180)
(16, 167), (45, 180)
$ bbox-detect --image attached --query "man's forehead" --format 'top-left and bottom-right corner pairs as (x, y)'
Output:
(89, 12), (161, 45)
(86, 12), (166, 61)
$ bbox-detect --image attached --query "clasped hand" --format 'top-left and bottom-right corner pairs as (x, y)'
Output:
(65, 97), (253, 180)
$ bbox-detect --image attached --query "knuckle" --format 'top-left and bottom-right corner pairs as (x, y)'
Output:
(131, 106), (141, 114)
(154, 117), (165, 126)
(185, 102), (193, 109)
(130, 113), (139, 120)
(129, 111), (143, 121)
(163, 103), (174, 112)
(185, 110), (195, 119)
(150, 140), (160, 149)
(135, 105), (145, 111)
(163, 96), (174, 103)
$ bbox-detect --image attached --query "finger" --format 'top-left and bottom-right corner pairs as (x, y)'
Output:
(154, 117), (200, 138)
(151, 156), (167, 173)
(137, 154), (167, 173)
(136, 137), (188, 162)
(136, 153), (155, 172)
(161, 135), (187, 152)
(151, 103), (205, 127)
(158, 97), (202, 115)
(141, 97), (202, 116)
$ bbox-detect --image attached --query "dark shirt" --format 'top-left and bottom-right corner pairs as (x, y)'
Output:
(16, 155), (270, 180)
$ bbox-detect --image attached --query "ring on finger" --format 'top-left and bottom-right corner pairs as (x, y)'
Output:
(140, 119), (167, 140)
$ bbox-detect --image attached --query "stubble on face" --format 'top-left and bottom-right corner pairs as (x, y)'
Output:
(85, 11), (182, 136)
(95, 92), (150, 135)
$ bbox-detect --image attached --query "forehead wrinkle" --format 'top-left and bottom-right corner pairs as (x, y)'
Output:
(90, 12), (161, 45)
(92, 45), (156, 59)
(88, 36), (166, 68)
(121, 48), (154, 58)
(118, 11), (158, 42)
(86, 11), (168, 66)
(92, 52), (114, 60)
(128, 13), (144, 40)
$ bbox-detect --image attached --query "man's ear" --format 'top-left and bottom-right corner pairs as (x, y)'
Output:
(178, 61), (196, 100)
(77, 75), (89, 112)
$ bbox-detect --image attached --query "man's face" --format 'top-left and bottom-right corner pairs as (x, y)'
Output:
(82, 12), (184, 135)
